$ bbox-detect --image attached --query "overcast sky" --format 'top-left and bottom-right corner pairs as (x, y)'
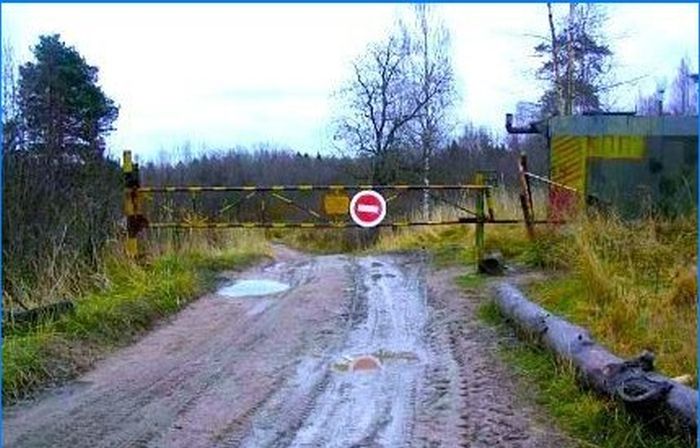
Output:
(2, 3), (698, 160)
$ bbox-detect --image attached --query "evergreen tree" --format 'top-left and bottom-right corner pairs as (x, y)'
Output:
(3, 35), (121, 305)
(535, 4), (612, 116)
(18, 34), (118, 159)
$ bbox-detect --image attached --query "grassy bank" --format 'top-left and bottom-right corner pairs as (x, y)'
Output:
(526, 214), (696, 381)
(376, 202), (697, 447)
(378, 209), (697, 380)
(478, 301), (692, 448)
(3, 230), (270, 402)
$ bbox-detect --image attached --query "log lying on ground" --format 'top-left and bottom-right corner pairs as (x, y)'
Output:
(4, 300), (75, 328)
(494, 282), (697, 438)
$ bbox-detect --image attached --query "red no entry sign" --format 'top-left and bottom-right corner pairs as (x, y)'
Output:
(349, 190), (386, 228)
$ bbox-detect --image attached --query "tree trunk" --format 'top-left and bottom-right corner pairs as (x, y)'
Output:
(547, 3), (564, 115)
(494, 282), (697, 439)
(566, 3), (576, 115)
(422, 150), (430, 221)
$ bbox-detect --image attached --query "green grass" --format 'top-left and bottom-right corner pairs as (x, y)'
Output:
(269, 228), (356, 254)
(456, 273), (487, 290)
(376, 203), (696, 447)
(471, 211), (697, 382)
(526, 274), (695, 384)
(374, 224), (475, 267)
(478, 301), (693, 448)
(3, 243), (266, 403)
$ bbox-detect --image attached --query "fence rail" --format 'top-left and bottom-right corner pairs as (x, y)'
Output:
(136, 184), (490, 193)
(146, 218), (564, 229)
(122, 150), (566, 267)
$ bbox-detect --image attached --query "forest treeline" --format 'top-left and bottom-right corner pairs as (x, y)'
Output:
(2, 4), (697, 309)
(141, 129), (539, 188)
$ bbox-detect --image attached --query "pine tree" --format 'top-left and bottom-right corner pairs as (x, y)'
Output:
(18, 34), (118, 160)
(535, 4), (612, 116)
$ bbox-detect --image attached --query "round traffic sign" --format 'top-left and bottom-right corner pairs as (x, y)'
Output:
(349, 190), (386, 228)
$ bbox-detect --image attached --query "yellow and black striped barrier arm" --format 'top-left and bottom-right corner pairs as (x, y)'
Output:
(137, 184), (492, 193)
(146, 218), (549, 229)
(148, 221), (466, 229)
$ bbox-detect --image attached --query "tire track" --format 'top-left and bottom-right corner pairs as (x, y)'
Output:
(4, 248), (568, 448)
(425, 267), (568, 448)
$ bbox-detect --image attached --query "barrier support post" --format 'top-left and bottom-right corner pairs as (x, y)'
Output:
(475, 172), (485, 268)
(123, 150), (143, 258)
(518, 153), (535, 239)
(477, 170), (496, 221)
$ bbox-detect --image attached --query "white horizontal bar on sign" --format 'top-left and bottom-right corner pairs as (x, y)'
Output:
(356, 204), (380, 214)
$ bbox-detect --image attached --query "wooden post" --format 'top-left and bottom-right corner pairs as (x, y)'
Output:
(123, 150), (143, 258)
(518, 153), (535, 239)
(475, 172), (485, 268)
(477, 170), (496, 221)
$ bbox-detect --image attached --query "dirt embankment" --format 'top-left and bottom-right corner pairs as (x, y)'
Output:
(4, 247), (567, 447)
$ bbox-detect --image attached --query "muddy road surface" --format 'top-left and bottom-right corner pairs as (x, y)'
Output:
(5, 247), (567, 447)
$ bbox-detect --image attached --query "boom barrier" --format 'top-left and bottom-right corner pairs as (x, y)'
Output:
(122, 151), (562, 267)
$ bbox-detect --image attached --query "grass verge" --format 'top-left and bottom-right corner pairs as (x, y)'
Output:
(478, 301), (693, 448)
(3, 232), (269, 403)
(520, 213), (697, 382)
(378, 207), (696, 380)
(377, 202), (696, 447)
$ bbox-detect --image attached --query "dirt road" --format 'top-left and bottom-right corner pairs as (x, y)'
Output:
(4, 247), (567, 447)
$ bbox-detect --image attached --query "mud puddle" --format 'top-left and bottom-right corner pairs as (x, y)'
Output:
(216, 279), (290, 298)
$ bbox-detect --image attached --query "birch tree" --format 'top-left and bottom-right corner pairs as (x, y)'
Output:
(407, 5), (457, 219)
(3, 42), (22, 152)
(667, 57), (698, 116)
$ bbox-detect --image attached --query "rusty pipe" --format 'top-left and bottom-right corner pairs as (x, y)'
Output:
(505, 113), (541, 134)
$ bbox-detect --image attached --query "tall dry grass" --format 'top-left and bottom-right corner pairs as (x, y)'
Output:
(376, 188), (697, 380)
(530, 211), (697, 380)
(3, 228), (271, 401)
(374, 186), (549, 263)
(3, 228), (272, 310)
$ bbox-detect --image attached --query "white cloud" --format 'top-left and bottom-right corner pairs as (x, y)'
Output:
(2, 3), (697, 159)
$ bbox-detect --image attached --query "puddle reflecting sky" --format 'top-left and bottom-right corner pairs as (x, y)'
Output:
(217, 279), (290, 298)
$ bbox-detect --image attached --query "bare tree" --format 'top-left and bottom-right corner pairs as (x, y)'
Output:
(334, 29), (410, 183)
(334, 17), (452, 185)
(546, 3), (564, 115)
(636, 90), (660, 116)
(565, 3), (576, 115)
(667, 57), (698, 116)
(636, 81), (668, 116)
(3, 41), (22, 152)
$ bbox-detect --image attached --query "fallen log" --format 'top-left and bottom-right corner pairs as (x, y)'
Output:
(4, 300), (75, 328)
(494, 282), (697, 438)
